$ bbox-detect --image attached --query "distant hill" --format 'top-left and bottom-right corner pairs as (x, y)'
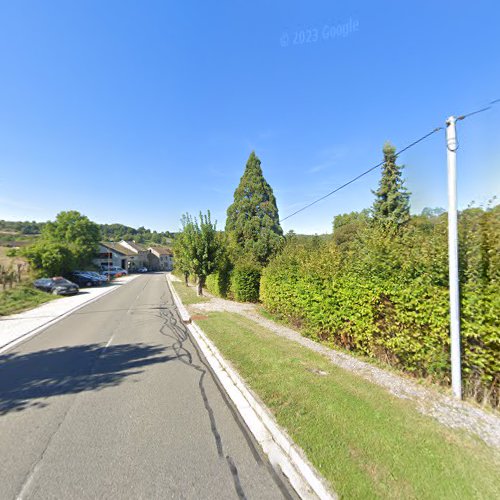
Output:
(0, 220), (176, 246)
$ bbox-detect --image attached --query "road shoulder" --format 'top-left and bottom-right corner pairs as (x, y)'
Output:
(0, 275), (139, 353)
(167, 274), (336, 500)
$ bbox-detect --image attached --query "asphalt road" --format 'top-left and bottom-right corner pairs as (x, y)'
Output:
(0, 273), (295, 499)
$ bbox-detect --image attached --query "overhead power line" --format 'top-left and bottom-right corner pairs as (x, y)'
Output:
(280, 98), (499, 223)
(457, 98), (500, 120)
(280, 127), (442, 223)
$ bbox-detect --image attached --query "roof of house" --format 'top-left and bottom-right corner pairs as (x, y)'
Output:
(121, 240), (148, 252)
(148, 245), (173, 256)
(100, 242), (136, 256)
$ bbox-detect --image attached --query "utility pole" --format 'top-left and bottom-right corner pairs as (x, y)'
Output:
(445, 116), (462, 399)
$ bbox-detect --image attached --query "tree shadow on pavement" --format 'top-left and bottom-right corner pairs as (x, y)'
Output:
(0, 343), (172, 415)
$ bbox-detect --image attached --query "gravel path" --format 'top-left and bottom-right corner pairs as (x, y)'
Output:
(188, 289), (500, 451)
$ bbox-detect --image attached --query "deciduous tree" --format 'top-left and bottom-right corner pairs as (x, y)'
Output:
(177, 211), (220, 295)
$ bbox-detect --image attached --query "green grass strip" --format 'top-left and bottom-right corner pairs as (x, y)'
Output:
(0, 286), (57, 316)
(172, 280), (209, 305)
(196, 311), (500, 499)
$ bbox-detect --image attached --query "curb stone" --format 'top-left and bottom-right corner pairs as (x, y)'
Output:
(166, 274), (336, 500)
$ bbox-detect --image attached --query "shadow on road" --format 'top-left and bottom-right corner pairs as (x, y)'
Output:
(0, 343), (172, 415)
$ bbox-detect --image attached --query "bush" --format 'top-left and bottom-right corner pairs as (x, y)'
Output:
(231, 265), (261, 302)
(206, 268), (232, 298)
(260, 206), (500, 408)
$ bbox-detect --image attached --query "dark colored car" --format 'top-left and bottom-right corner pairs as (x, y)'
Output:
(34, 277), (79, 296)
(69, 271), (103, 287)
(84, 271), (108, 285)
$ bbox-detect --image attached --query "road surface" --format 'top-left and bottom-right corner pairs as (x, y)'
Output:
(0, 273), (295, 499)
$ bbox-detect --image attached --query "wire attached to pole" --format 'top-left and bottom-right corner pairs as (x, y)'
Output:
(280, 127), (442, 223)
(280, 98), (499, 223)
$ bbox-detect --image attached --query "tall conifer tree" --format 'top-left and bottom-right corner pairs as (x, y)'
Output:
(372, 142), (411, 226)
(226, 152), (283, 266)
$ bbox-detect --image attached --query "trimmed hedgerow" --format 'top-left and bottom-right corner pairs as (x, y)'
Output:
(231, 265), (261, 302)
(260, 207), (500, 408)
(205, 269), (231, 298)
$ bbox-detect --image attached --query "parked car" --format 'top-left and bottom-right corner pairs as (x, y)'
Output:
(101, 268), (127, 278)
(83, 271), (108, 284)
(34, 277), (79, 296)
(69, 271), (103, 287)
(101, 270), (118, 279)
(101, 266), (128, 277)
(137, 267), (148, 273)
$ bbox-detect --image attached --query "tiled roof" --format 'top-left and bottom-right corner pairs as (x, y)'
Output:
(148, 245), (173, 256)
(122, 240), (148, 252)
(100, 242), (136, 256)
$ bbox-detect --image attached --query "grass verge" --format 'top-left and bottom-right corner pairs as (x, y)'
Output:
(196, 311), (499, 499)
(172, 281), (209, 305)
(0, 286), (57, 316)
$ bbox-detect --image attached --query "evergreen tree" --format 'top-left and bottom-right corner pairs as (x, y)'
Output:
(225, 152), (283, 266)
(372, 142), (410, 226)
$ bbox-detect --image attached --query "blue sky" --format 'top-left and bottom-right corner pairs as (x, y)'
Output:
(0, 0), (499, 234)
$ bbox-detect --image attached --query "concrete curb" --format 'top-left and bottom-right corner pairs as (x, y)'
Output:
(0, 275), (140, 354)
(166, 275), (336, 500)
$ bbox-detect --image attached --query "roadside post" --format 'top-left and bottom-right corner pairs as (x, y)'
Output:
(108, 240), (112, 283)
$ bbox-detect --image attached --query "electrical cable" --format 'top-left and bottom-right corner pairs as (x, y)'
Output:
(280, 127), (442, 223)
(457, 98), (499, 121)
(280, 98), (499, 223)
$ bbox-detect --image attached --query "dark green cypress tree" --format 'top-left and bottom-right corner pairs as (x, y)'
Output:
(226, 152), (283, 266)
(372, 142), (411, 226)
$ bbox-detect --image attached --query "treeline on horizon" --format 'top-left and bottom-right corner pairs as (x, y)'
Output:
(0, 220), (175, 245)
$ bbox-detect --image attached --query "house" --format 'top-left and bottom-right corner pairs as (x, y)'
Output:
(148, 246), (174, 271)
(94, 242), (136, 270)
(118, 240), (150, 271)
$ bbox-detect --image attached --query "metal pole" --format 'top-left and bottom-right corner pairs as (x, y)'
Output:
(445, 116), (462, 399)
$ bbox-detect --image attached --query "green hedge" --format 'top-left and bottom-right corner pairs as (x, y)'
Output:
(260, 208), (500, 408)
(231, 265), (261, 302)
(205, 269), (231, 298)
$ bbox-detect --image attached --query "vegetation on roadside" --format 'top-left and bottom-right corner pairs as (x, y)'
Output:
(173, 212), (220, 295)
(205, 152), (284, 302)
(0, 285), (57, 316)
(176, 144), (499, 408)
(261, 204), (500, 408)
(196, 311), (500, 499)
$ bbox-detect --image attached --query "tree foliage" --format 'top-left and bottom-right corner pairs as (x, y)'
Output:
(261, 204), (500, 409)
(22, 211), (101, 276)
(99, 223), (173, 244)
(42, 211), (101, 268)
(372, 142), (410, 226)
(225, 152), (283, 266)
(176, 211), (220, 295)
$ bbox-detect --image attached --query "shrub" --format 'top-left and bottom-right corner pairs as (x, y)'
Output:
(206, 268), (232, 298)
(231, 265), (261, 302)
(260, 206), (500, 408)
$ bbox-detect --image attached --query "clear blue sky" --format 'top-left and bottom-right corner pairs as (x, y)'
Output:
(1, 0), (499, 234)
